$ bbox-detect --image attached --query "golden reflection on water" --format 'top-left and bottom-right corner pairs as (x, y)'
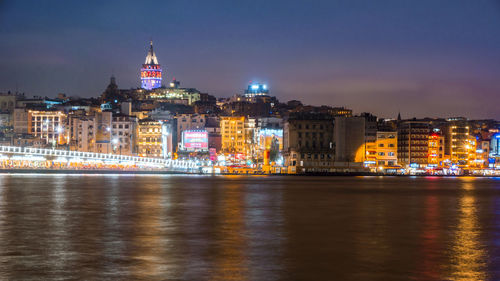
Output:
(213, 184), (248, 281)
(130, 183), (168, 279)
(0, 177), (6, 279)
(448, 182), (487, 281)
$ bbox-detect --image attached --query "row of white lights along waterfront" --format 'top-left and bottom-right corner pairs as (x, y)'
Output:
(0, 145), (206, 170)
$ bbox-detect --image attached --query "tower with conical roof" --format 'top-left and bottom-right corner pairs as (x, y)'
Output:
(140, 41), (162, 90)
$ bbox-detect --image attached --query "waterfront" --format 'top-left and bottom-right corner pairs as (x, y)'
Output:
(0, 175), (499, 280)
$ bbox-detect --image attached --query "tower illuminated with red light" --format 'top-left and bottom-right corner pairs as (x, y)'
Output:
(141, 41), (162, 90)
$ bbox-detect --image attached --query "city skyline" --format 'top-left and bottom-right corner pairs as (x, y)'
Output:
(1, 0), (499, 119)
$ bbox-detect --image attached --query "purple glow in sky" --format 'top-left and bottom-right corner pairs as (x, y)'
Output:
(0, 0), (499, 119)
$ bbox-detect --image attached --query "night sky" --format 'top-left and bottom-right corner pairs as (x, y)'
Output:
(0, 0), (499, 119)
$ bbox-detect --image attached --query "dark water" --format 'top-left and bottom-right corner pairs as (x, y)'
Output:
(0, 175), (499, 280)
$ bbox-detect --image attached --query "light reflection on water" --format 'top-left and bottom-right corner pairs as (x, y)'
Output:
(448, 182), (487, 281)
(0, 175), (498, 280)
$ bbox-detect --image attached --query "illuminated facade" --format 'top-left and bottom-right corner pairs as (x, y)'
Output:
(428, 131), (445, 167)
(69, 116), (96, 152)
(111, 115), (137, 155)
(465, 136), (482, 168)
(375, 131), (397, 167)
(221, 116), (247, 154)
(136, 120), (163, 158)
(447, 120), (470, 166)
(28, 110), (68, 145)
(491, 134), (500, 169)
(135, 79), (202, 105)
(141, 41), (162, 90)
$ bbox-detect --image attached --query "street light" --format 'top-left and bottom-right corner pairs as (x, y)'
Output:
(112, 138), (121, 156)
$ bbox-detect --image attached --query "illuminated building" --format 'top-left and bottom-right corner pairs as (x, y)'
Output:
(140, 41), (162, 90)
(445, 118), (469, 166)
(465, 136), (480, 168)
(475, 139), (490, 168)
(175, 114), (206, 146)
(428, 131), (445, 167)
(220, 116), (247, 154)
(375, 131), (398, 167)
(27, 110), (68, 145)
(491, 134), (500, 169)
(284, 113), (335, 173)
(328, 107), (353, 117)
(111, 114), (137, 155)
(135, 79), (203, 105)
(69, 116), (96, 152)
(244, 82), (269, 98)
(136, 119), (165, 158)
(444, 117), (470, 167)
(397, 121), (430, 168)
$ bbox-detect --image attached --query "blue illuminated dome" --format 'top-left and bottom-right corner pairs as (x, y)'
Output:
(244, 82), (269, 97)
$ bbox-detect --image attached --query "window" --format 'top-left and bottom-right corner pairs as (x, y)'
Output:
(378, 152), (385, 156)
(389, 144), (395, 147)
(378, 144), (384, 147)
(388, 152), (395, 156)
